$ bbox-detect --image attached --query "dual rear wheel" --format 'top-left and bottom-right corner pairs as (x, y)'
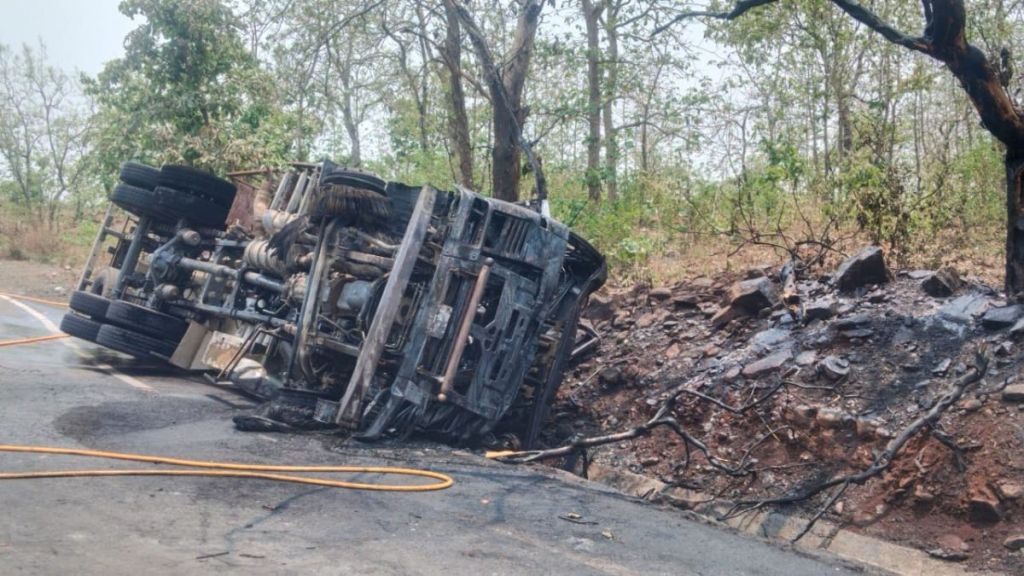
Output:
(64, 291), (189, 360)
(67, 161), (237, 358)
(112, 162), (237, 229)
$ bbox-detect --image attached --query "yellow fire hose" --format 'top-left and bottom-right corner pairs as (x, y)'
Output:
(0, 293), (455, 492)
(0, 444), (454, 492)
(0, 292), (69, 308)
(0, 333), (69, 347)
(0, 292), (70, 347)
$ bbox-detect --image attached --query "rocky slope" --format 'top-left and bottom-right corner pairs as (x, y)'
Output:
(550, 247), (1024, 573)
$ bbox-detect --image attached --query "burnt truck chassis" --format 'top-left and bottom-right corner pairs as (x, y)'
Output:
(63, 161), (605, 446)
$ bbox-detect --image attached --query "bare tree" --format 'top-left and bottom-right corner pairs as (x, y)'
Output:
(0, 43), (92, 228)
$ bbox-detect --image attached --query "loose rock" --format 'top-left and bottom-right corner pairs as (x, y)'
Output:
(981, 305), (1024, 330)
(928, 534), (970, 561)
(794, 350), (817, 366)
(913, 484), (935, 503)
(1003, 384), (1024, 402)
(710, 306), (739, 329)
(1004, 534), (1024, 551)
(927, 548), (969, 562)
(635, 312), (658, 329)
(741, 349), (792, 378)
(726, 277), (779, 312)
(586, 292), (616, 322)
(833, 246), (890, 292)
(966, 480), (1002, 523)
(648, 287), (672, 302)
(803, 299), (836, 322)
(1010, 316), (1024, 337)
(598, 367), (625, 388)
(995, 481), (1023, 500)
(833, 314), (871, 330)
(855, 416), (883, 439)
(818, 356), (850, 380)
(921, 267), (962, 298)
(671, 294), (699, 309)
(939, 293), (991, 324)
(816, 407), (851, 430)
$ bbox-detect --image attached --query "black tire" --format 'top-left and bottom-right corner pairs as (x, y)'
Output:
(320, 170), (387, 195)
(96, 324), (177, 359)
(153, 186), (229, 229)
(69, 291), (111, 320)
(111, 183), (163, 221)
(105, 300), (189, 341)
(159, 165), (237, 208)
(119, 161), (161, 190)
(111, 184), (229, 229)
(60, 313), (102, 342)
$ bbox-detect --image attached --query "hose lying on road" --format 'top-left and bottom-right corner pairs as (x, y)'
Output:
(0, 444), (454, 492)
(0, 292), (69, 308)
(0, 292), (70, 347)
(0, 333), (69, 348)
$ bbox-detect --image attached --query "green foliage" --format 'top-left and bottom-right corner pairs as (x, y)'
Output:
(550, 169), (687, 280)
(0, 0), (1015, 285)
(84, 0), (291, 174)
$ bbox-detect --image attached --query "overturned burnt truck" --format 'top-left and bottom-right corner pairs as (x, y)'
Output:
(62, 161), (605, 446)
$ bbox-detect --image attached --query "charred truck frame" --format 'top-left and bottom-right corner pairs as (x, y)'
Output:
(62, 161), (605, 446)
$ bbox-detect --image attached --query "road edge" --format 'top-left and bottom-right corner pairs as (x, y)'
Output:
(584, 462), (1000, 576)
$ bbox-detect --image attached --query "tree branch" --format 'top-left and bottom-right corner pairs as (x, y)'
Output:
(729, 349), (988, 531)
(652, 0), (779, 36)
(830, 0), (933, 55)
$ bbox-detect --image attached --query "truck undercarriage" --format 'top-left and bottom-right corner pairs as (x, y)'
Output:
(61, 161), (605, 447)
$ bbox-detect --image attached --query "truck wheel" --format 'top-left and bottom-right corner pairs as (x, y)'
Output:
(158, 165), (237, 208)
(111, 183), (166, 221)
(110, 184), (229, 229)
(152, 186), (229, 229)
(95, 324), (177, 359)
(105, 301), (189, 341)
(60, 313), (102, 342)
(69, 291), (111, 320)
(119, 161), (161, 190)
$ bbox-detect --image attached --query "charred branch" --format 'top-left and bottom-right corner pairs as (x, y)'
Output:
(490, 395), (752, 476)
(729, 348), (988, 541)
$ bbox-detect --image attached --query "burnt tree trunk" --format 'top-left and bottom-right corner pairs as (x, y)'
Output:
(1006, 156), (1024, 295)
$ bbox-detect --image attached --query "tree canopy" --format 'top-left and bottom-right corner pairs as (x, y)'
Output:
(1, 0), (1022, 279)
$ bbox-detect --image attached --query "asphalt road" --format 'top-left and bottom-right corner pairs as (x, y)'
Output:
(0, 296), (867, 575)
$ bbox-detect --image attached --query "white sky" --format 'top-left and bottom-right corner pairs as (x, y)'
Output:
(0, 0), (135, 75)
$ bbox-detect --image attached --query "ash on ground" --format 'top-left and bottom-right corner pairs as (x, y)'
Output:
(550, 247), (1024, 573)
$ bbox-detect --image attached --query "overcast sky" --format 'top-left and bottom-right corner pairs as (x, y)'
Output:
(0, 0), (135, 74)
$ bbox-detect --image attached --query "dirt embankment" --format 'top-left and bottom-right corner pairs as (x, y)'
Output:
(0, 260), (79, 300)
(550, 248), (1024, 574)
